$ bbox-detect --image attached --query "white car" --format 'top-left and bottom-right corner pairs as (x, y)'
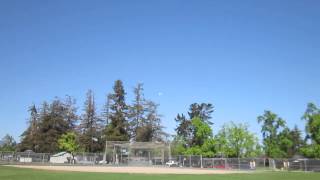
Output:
(166, 160), (179, 167)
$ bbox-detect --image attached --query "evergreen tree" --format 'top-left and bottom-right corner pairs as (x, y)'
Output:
(129, 83), (147, 141)
(79, 90), (103, 152)
(37, 99), (70, 153)
(102, 94), (112, 126)
(277, 126), (304, 158)
(19, 104), (39, 152)
(174, 113), (192, 147)
(188, 103), (214, 125)
(63, 95), (78, 129)
(105, 80), (130, 141)
(289, 125), (305, 155)
(175, 102), (215, 148)
(145, 100), (166, 142)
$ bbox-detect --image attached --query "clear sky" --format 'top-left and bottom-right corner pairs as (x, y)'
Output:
(0, 0), (319, 142)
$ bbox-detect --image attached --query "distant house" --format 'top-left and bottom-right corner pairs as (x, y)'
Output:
(50, 152), (72, 164)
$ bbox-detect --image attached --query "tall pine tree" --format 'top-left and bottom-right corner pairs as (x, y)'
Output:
(105, 80), (130, 141)
(129, 83), (147, 141)
(79, 90), (103, 152)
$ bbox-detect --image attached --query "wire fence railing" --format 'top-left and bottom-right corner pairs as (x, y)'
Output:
(1, 151), (320, 172)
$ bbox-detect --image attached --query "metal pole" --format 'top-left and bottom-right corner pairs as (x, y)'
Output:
(168, 142), (171, 161)
(200, 155), (203, 168)
(102, 140), (108, 164)
(212, 158), (214, 168)
(304, 159), (307, 172)
(189, 155), (192, 168)
(113, 145), (116, 164)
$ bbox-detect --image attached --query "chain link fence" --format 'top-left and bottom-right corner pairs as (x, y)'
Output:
(1, 151), (320, 172)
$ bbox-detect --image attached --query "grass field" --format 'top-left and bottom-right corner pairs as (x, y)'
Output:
(1, 166), (320, 180)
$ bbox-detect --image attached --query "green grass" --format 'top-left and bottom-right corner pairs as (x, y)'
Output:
(1, 166), (320, 180)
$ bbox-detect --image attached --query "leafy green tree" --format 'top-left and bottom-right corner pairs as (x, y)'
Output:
(58, 132), (79, 163)
(215, 122), (261, 158)
(105, 80), (130, 141)
(303, 103), (320, 144)
(182, 117), (216, 157)
(277, 126), (304, 158)
(175, 103), (215, 148)
(170, 136), (187, 155)
(0, 134), (16, 151)
(191, 117), (212, 146)
(257, 110), (286, 158)
(301, 103), (320, 158)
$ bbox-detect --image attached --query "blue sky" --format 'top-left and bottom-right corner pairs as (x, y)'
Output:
(0, 0), (319, 142)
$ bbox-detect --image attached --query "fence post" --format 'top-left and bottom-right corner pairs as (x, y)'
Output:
(304, 159), (307, 172)
(12, 152), (15, 163)
(189, 155), (192, 168)
(212, 158), (214, 168)
(200, 155), (203, 168)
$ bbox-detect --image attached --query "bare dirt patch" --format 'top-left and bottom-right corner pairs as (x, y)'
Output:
(7, 165), (249, 174)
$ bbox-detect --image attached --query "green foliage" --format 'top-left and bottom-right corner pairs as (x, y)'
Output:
(303, 103), (320, 144)
(191, 117), (212, 146)
(300, 144), (320, 158)
(105, 80), (130, 141)
(129, 83), (147, 141)
(188, 103), (214, 125)
(172, 116), (216, 157)
(19, 97), (78, 153)
(257, 111), (287, 158)
(170, 136), (187, 155)
(301, 103), (320, 158)
(215, 122), (261, 158)
(58, 132), (79, 154)
(257, 111), (305, 158)
(19, 105), (39, 152)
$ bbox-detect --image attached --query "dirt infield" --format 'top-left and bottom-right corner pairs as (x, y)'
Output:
(7, 165), (249, 174)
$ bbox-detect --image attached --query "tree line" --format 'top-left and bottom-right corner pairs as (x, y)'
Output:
(172, 103), (320, 158)
(1, 80), (320, 159)
(14, 80), (166, 153)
